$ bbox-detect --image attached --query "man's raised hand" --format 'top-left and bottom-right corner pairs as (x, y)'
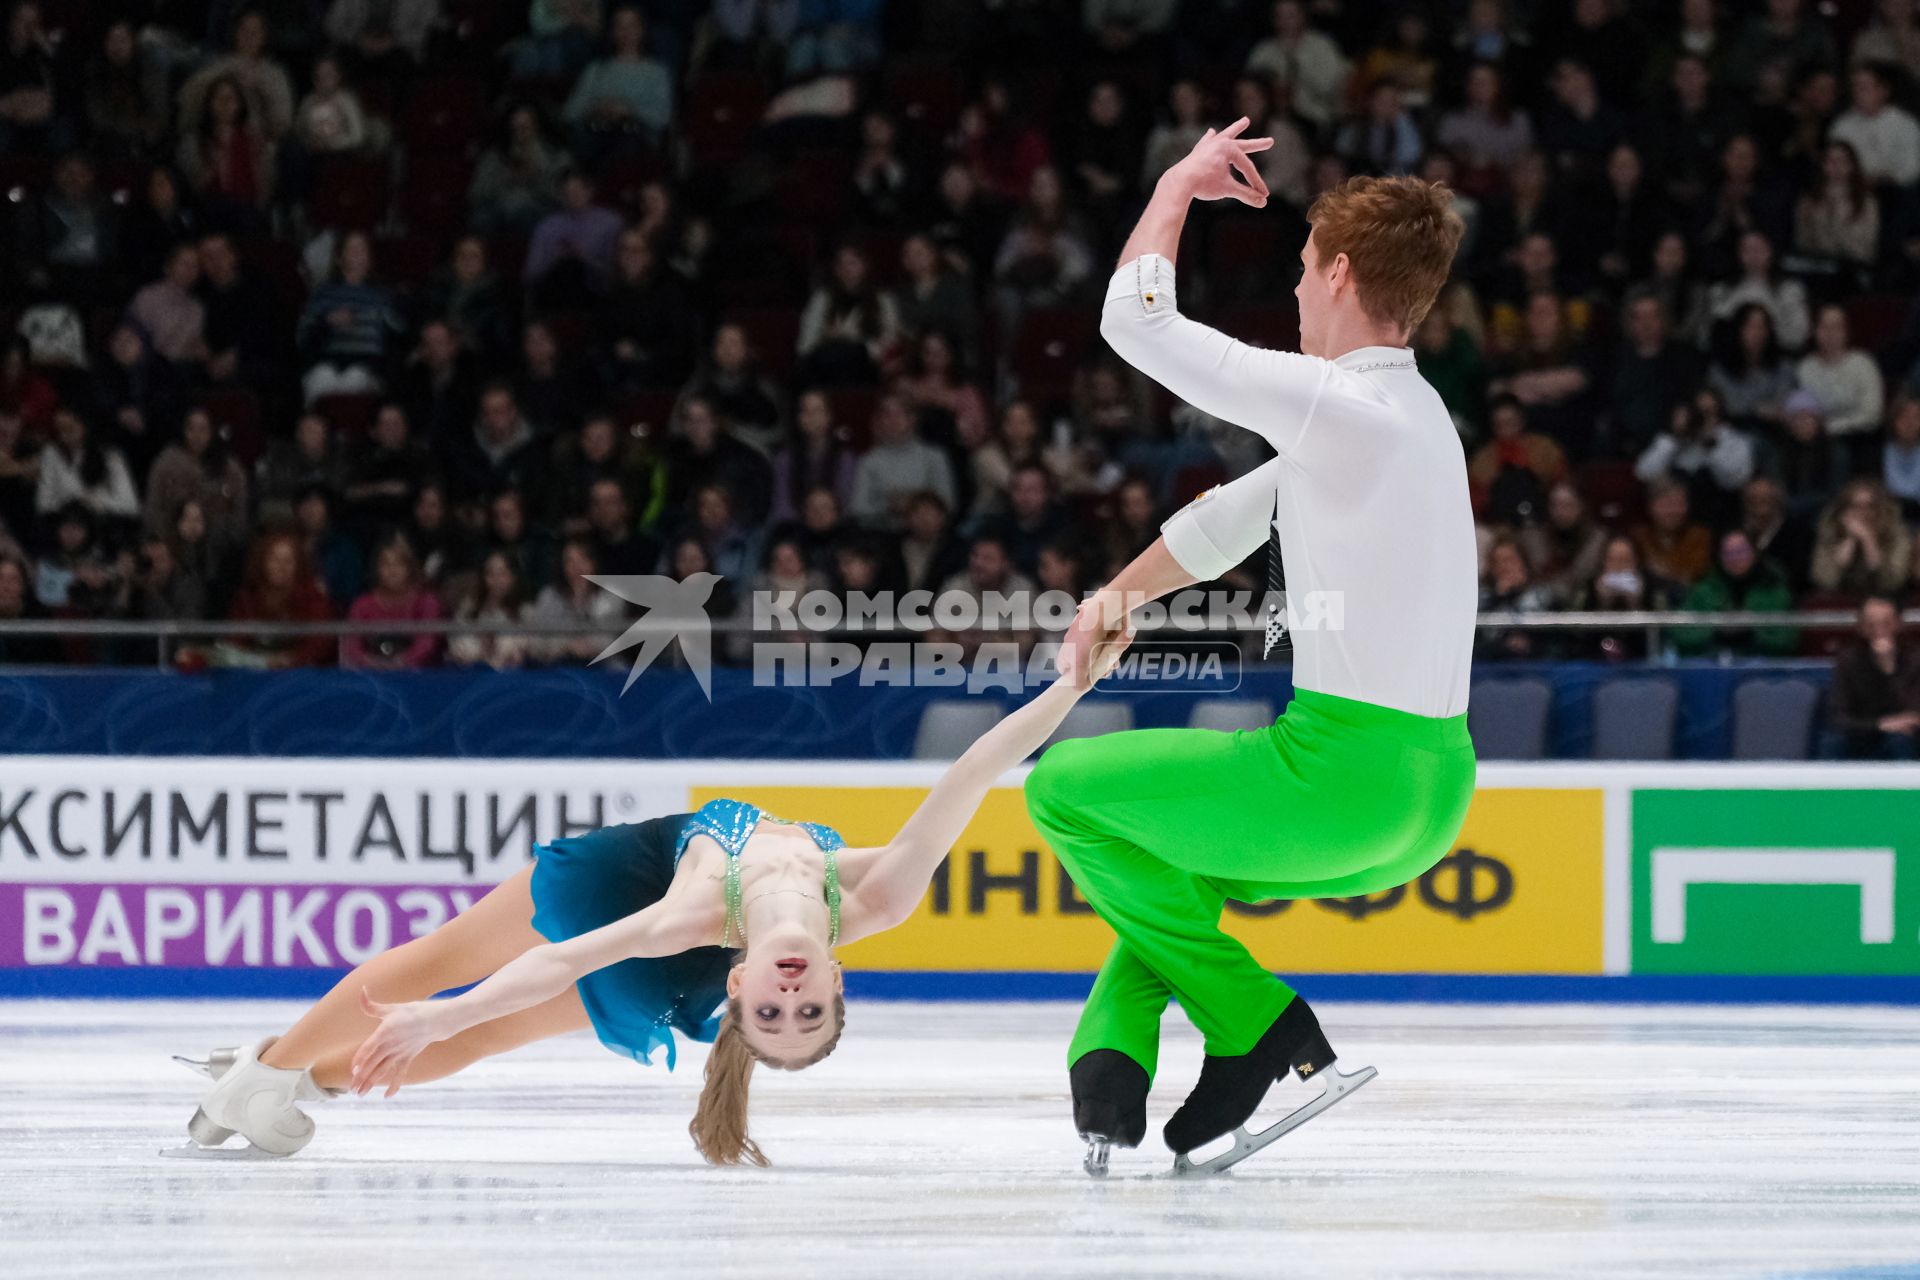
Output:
(1171, 117), (1273, 208)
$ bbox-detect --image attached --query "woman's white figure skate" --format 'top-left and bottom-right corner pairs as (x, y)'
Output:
(161, 1037), (338, 1159)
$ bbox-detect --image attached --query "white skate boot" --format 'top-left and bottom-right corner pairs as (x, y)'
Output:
(162, 1037), (338, 1159)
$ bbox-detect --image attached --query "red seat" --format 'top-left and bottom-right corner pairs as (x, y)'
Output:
(374, 233), (439, 290)
(308, 157), (390, 232)
(685, 72), (768, 167)
(200, 388), (264, 465)
(600, 150), (666, 218)
(401, 75), (486, 153)
(1013, 307), (1100, 400)
(828, 388), (881, 449)
(1576, 460), (1643, 528)
(883, 62), (965, 138)
(610, 392), (678, 442)
(400, 152), (472, 237)
(1845, 294), (1908, 350)
(314, 392), (382, 438)
(727, 307), (801, 381)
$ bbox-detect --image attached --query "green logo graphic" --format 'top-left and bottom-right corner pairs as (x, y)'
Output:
(1631, 789), (1920, 975)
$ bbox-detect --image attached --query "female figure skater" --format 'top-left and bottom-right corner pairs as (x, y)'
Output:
(172, 644), (1129, 1166)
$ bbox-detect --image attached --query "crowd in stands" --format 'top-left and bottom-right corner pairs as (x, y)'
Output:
(0, 0), (1918, 751)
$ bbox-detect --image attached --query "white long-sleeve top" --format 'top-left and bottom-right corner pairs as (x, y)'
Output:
(1101, 254), (1476, 719)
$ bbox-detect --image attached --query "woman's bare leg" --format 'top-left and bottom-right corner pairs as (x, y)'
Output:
(261, 866), (549, 1083)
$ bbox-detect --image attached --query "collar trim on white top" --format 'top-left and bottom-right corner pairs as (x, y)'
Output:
(1332, 346), (1417, 374)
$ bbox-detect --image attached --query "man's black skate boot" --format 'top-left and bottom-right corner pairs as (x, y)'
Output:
(1071, 1049), (1149, 1177)
(1163, 997), (1334, 1156)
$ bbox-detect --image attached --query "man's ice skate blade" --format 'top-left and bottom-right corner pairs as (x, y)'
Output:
(159, 1142), (291, 1161)
(1083, 1136), (1113, 1177)
(1070, 1048), (1148, 1178)
(1169, 1063), (1376, 1177)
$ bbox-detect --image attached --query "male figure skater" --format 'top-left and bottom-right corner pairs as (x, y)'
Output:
(1025, 120), (1477, 1175)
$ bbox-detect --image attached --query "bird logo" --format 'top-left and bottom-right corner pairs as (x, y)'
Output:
(584, 572), (722, 700)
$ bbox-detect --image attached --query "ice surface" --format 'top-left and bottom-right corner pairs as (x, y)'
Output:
(2, 999), (1917, 1279)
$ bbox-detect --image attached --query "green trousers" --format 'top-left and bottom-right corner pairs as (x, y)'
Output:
(1025, 687), (1476, 1078)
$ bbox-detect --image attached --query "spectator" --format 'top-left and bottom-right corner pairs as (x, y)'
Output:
(166, 498), (234, 620)
(850, 110), (913, 227)
(960, 79), (1052, 203)
(1639, 229), (1712, 349)
(1852, 1), (1920, 79)
(343, 537), (441, 669)
(992, 167), (1098, 327)
(507, 0), (603, 82)
(1520, 481), (1609, 604)
(547, 411), (664, 534)
(1610, 290), (1702, 455)
(450, 384), (544, 504)
(325, 0), (440, 68)
(94, 323), (180, 481)
(1230, 74), (1312, 210)
(1487, 292), (1597, 457)
(405, 320), (486, 450)
(406, 481), (462, 587)
(1672, 529), (1798, 656)
(937, 532), (1036, 657)
(126, 244), (209, 370)
(770, 389), (856, 524)
(1742, 475), (1817, 592)
(1140, 79), (1209, 188)
(1069, 81), (1143, 241)
(1634, 477), (1714, 588)
(1641, 54), (1729, 211)
(596, 228), (697, 392)
(177, 75), (277, 227)
(257, 412), (351, 523)
(581, 476), (656, 575)
(513, 319), (588, 435)
(0, 554), (59, 663)
(1567, 533), (1672, 661)
(1414, 302), (1489, 439)
(1245, 1), (1349, 132)
(1709, 303), (1795, 432)
(344, 403), (429, 537)
(684, 322), (784, 450)
(448, 549), (530, 670)
(1721, 0), (1836, 94)
(1709, 230), (1811, 351)
(1535, 58), (1626, 181)
(896, 331), (990, 452)
(894, 233), (979, 357)
(528, 537), (624, 665)
(468, 104), (568, 235)
(1823, 596), (1920, 759)
(1828, 62), (1920, 189)
(130, 533), (208, 625)
(1811, 478), (1913, 596)
(294, 483), (365, 606)
(118, 168), (202, 287)
(179, 10), (296, 141)
(1437, 61), (1534, 189)
(484, 487), (555, 591)
(145, 406), (250, 552)
(849, 393), (955, 528)
(982, 462), (1070, 577)
(19, 154), (118, 307)
(1635, 389), (1758, 530)
(797, 243), (901, 387)
(1475, 536), (1557, 661)
(0, 407), (39, 540)
(1776, 388), (1847, 512)
(1336, 81), (1422, 177)
(1793, 140), (1880, 271)
(563, 6), (673, 148)
(0, 0), (68, 155)
(1468, 394), (1566, 525)
(298, 230), (404, 402)
(198, 232), (281, 389)
(35, 503), (130, 617)
(223, 529), (335, 668)
(1797, 303), (1886, 472)
(294, 54), (370, 156)
(524, 170), (624, 305)
(1886, 395), (1920, 518)
(660, 395), (773, 525)
(927, 160), (1006, 279)
(898, 491), (963, 593)
(676, 483), (759, 584)
(36, 409), (140, 531)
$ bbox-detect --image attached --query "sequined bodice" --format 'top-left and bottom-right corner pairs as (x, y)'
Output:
(674, 799), (845, 948)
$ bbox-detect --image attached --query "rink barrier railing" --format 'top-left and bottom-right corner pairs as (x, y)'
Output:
(0, 609), (1910, 670)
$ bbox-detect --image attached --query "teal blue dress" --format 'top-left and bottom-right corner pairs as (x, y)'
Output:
(528, 799), (847, 1070)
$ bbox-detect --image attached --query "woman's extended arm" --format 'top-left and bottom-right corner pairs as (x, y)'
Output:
(851, 665), (1122, 933)
(350, 891), (712, 1094)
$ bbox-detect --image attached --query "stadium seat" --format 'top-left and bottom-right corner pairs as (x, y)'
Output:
(1591, 677), (1679, 760)
(309, 157), (391, 232)
(1187, 698), (1276, 732)
(827, 388), (880, 449)
(400, 75), (486, 153)
(610, 392), (677, 441)
(1576, 459), (1643, 525)
(314, 393), (382, 438)
(1011, 308), (1099, 402)
(727, 307), (801, 381)
(912, 699), (1003, 760)
(200, 388), (264, 465)
(1468, 677), (1553, 760)
(1730, 678), (1820, 760)
(1040, 701), (1135, 753)
(685, 72), (769, 167)
(883, 61), (964, 137)
(400, 152), (473, 238)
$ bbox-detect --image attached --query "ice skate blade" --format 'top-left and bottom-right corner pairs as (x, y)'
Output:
(1169, 1064), (1377, 1177)
(159, 1143), (288, 1161)
(172, 1046), (239, 1080)
(1082, 1136), (1113, 1178)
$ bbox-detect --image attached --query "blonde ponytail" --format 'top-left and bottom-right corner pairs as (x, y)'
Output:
(687, 993), (850, 1167)
(689, 1008), (768, 1167)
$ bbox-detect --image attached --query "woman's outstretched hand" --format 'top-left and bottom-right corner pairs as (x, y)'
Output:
(351, 989), (452, 1097)
(1169, 116), (1273, 207)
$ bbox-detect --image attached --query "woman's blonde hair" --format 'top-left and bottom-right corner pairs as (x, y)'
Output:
(687, 992), (847, 1167)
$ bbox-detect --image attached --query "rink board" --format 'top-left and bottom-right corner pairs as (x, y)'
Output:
(0, 760), (1916, 999)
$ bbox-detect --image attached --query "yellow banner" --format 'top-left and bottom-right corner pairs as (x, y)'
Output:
(692, 785), (1604, 975)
